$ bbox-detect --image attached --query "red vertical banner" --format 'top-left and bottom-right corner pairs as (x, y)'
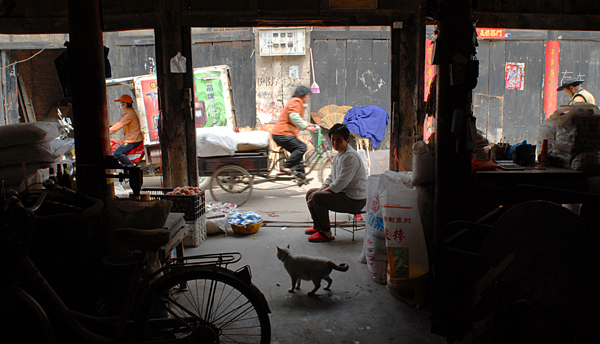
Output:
(140, 78), (160, 143)
(543, 41), (560, 118)
(424, 40), (435, 101)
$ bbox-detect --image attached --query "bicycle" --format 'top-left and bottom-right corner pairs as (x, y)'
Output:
(1, 183), (271, 343)
(199, 126), (334, 206)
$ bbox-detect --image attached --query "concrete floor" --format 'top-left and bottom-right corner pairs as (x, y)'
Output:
(136, 174), (459, 344)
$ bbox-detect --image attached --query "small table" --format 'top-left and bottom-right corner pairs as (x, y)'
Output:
(158, 212), (187, 262)
(472, 166), (592, 218)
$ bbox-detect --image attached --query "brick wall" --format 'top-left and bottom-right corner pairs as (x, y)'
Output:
(15, 49), (68, 122)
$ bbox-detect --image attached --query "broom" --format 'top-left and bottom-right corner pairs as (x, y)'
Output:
(310, 48), (320, 94)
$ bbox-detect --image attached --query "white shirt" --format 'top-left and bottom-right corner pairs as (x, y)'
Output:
(324, 145), (367, 200)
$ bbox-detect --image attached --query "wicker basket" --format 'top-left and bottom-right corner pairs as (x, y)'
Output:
(231, 221), (262, 235)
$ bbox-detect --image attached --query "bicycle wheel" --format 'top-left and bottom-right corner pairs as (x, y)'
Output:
(5, 288), (55, 344)
(137, 267), (271, 344)
(210, 165), (253, 206)
(319, 158), (333, 183)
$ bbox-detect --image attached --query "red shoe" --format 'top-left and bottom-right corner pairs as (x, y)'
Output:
(308, 232), (335, 242)
(305, 227), (318, 235)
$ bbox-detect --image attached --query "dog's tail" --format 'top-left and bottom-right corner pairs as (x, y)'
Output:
(329, 261), (349, 272)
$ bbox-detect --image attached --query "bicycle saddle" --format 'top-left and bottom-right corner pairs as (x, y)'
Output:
(115, 228), (171, 252)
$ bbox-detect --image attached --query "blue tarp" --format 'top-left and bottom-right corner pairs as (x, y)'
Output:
(342, 105), (389, 149)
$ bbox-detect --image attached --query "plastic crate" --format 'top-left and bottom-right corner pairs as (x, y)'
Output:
(183, 216), (206, 247)
(142, 187), (205, 221)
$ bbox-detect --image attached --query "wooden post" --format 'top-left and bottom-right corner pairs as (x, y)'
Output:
(67, 0), (113, 202)
(155, 0), (197, 187)
(434, 0), (475, 241)
(390, 14), (421, 172)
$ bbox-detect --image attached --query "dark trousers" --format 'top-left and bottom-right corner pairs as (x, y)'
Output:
(113, 141), (142, 165)
(306, 188), (366, 233)
(272, 135), (306, 172)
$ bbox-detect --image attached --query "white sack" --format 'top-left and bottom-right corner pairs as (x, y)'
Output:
(412, 141), (434, 185)
(0, 163), (50, 185)
(378, 170), (429, 304)
(0, 122), (63, 149)
(196, 127), (238, 157)
(0, 139), (74, 167)
(360, 174), (387, 283)
(234, 130), (270, 149)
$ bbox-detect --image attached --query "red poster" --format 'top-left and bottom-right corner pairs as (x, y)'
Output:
(140, 78), (160, 143)
(505, 62), (525, 90)
(424, 40), (435, 101)
(543, 41), (560, 118)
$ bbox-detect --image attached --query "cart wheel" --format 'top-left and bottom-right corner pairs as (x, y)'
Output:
(198, 176), (211, 189)
(319, 158), (333, 183)
(210, 165), (253, 206)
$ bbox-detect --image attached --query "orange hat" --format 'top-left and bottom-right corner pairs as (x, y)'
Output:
(114, 94), (133, 103)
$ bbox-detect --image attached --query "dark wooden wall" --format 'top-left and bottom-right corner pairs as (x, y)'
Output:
(311, 28), (391, 114)
(311, 27), (391, 147)
(472, 29), (600, 145)
(1, 51), (20, 125)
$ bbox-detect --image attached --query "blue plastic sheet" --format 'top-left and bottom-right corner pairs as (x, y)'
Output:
(227, 211), (263, 226)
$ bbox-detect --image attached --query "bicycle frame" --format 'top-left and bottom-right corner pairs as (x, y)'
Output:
(15, 243), (259, 343)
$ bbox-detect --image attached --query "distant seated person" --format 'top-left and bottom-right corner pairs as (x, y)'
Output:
(557, 77), (596, 105)
(305, 124), (367, 242)
(109, 94), (143, 167)
(271, 85), (318, 177)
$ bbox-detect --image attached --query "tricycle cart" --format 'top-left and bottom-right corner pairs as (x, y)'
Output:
(199, 133), (333, 206)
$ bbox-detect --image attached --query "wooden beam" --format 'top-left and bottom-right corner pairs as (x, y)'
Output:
(67, 0), (113, 202)
(390, 15), (421, 172)
(155, 0), (196, 188)
(433, 0), (475, 240)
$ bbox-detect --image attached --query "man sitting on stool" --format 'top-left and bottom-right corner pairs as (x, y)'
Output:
(305, 123), (367, 242)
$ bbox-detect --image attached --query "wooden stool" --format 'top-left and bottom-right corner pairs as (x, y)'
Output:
(333, 211), (365, 241)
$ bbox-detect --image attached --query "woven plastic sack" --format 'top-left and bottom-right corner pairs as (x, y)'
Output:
(360, 175), (387, 283)
(378, 170), (429, 306)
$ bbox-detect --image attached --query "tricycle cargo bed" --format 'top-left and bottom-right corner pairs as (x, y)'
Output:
(197, 147), (270, 176)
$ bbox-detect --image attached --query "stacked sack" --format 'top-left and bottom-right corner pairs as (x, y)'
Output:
(537, 103), (600, 169)
(0, 122), (72, 191)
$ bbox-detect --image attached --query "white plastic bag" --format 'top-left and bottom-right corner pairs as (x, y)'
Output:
(369, 149), (389, 175)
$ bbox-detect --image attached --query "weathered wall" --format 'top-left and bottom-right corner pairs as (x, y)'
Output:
(254, 28), (311, 126)
(15, 49), (66, 121)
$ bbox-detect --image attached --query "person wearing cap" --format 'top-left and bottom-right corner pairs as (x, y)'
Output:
(557, 77), (596, 105)
(109, 94), (143, 167)
(271, 85), (318, 177)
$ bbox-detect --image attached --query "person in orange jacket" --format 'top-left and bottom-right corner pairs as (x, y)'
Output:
(271, 85), (318, 177)
(109, 94), (143, 167)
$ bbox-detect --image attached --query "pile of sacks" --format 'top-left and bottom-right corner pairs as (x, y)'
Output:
(0, 122), (72, 191)
(538, 103), (600, 169)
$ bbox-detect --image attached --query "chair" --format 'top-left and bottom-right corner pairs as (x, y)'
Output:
(332, 211), (365, 241)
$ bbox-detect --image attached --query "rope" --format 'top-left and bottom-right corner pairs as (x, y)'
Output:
(0, 48), (47, 70)
(394, 148), (406, 172)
